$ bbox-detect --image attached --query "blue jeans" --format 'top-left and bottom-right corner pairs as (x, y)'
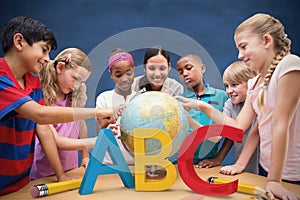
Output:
(259, 164), (300, 185)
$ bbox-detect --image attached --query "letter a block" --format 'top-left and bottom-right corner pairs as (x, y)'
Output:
(79, 128), (134, 195)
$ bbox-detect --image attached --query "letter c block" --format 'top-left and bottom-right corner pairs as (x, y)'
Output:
(178, 124), (243, 196)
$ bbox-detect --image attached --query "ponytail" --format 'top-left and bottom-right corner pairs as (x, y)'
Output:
(39, 60), (59, 105)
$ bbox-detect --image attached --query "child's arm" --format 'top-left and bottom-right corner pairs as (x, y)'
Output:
(220, 121), (259, 175)
(36, 124), (77, 182)
(187, 114), (220, 143)
(187, 114), (202, 130)
(78, 120), (89, 168)
(50, 123), (96, 150)
(16, 101), (116, 125)
(97, 117), (111, 130)
(96, 118), (119, 135)
(96, 104), (125, 135)
(176, 96), (255, 132)
(265, 71), (300, 199)
(197, 138), (233, 168)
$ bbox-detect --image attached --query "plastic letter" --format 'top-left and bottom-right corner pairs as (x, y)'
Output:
(79, 129), (134, 195)
(178, 124), (243, 196)
(134, 128), (177, 191)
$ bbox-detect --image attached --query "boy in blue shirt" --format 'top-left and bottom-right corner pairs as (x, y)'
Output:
(176, 54), (228, 164)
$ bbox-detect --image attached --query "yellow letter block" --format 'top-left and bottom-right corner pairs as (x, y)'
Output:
(134, 128), (177, 191)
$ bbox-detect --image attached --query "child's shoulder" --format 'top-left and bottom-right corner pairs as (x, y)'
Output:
(95, 89), (115, 108)
(247, 74), (260, 90)
(0, 58), (9, 74)
(280, 54), (300, 67)
(96, 89), (115, 99)
(285, 53), (300, 60)
(274, 54), (300, 78)
(0, 58), (41, 88)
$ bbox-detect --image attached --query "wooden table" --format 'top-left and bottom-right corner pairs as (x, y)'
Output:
(2, 166), (300, 200)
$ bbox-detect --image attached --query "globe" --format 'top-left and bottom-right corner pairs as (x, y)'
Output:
(120, 91), (189, 158)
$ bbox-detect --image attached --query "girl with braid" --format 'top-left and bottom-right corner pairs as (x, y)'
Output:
(177, 13), (300, 199)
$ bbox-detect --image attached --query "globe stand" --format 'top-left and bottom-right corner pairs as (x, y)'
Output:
(146, 165), (159, 178)
(146, 165), (166, 179)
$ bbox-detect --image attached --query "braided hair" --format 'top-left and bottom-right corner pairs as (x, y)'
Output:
(235, 13), (291, 110)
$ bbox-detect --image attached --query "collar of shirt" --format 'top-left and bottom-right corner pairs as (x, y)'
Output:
(182, 83), (217, 99)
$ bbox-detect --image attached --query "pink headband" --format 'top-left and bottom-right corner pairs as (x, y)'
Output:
(108, 52), (134, 69)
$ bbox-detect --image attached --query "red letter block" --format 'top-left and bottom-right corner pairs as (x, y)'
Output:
(178, 124), (243, 196)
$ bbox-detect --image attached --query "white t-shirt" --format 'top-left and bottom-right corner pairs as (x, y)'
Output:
(96, 89), (137, 165)
(247, 54), (300, 181)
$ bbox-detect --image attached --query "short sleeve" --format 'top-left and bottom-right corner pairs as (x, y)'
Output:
(0, 76), (32, 120)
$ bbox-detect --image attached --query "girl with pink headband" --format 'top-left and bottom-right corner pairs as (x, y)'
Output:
(96, 48), (136, 164)
(108, 51), (134, 70)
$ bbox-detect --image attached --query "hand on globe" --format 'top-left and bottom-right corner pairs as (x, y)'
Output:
(175, 96), (199, 111)
(107, 123), (120, 135)
(113, 104), (127, 120)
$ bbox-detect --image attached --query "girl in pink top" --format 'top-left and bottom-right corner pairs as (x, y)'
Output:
(30, 48), (99, 181)
(177, 13), (300, 200)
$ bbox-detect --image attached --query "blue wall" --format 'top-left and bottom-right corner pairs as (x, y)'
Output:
(1, 0), (299, 135)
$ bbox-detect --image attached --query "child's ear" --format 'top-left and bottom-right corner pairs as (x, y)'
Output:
(108, 69), (113, 79)
(55, 62), (65, 74)
(13, 33), (25, 51)
(263, 33), (273, 49)
(201, 64), (206, 74)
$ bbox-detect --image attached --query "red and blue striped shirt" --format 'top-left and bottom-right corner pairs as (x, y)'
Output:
(0, 58), (44, 195)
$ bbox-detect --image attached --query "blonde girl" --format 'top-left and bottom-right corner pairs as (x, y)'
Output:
(177, 13), (300, 199)
(30, 48), (99, 181)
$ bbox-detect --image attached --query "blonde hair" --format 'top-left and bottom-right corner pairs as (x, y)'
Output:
(72, 83), (87, 108)
(235, 13), (291, 109)
(39, 48), (92, 107)
(223, 61), (257, 84)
